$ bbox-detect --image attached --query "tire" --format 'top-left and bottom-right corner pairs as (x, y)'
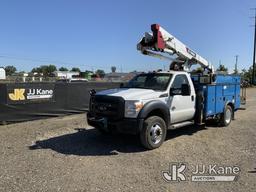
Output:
(220, 105), (233, 127)
(140, 116), (167, 149)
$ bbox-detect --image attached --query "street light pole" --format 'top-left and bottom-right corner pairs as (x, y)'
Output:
(235, 55), (238, 74)
(251, 8), (256, 85)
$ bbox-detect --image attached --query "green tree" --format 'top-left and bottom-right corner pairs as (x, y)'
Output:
(216, 64), (228, 72)
(59, 67), (68, 71)
(39, 65), (56, 76)
(85, 70), (93, 74)
(31, 64), (57, 76)
(240, 68), (248, 80)
(84, 70), (94, 79)
(47, 64), (57, 74)
(239, 66), (256, 84)
(40, 65), (49, 76)
(71, 67), (81, 72)
(31, 67), (42, 74)
(242, 66), (254, 83)
(5, 65), (17, 76)
(95, 69), (105, 78)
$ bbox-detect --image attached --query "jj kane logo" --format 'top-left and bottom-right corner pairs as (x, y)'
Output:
(8, 87), (54, 102)
(8, 89), (25, 101)
(162, 163), (187, 182)
(162, 163), (240, 182)
(27, 88), (53, 99)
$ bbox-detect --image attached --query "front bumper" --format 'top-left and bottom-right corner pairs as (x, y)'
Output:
(87, 112), (144, 134)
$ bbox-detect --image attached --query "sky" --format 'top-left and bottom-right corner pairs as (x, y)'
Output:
(0, 0), (255, 73)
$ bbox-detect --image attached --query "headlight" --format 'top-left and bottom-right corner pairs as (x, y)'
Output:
(125, 100), (144, 118)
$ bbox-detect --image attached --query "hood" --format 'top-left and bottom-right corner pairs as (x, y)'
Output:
(96, 88), (164, 100)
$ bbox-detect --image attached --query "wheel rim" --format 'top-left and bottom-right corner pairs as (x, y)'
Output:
(225, 108), (232, 124)
(149, 123), (163, 145)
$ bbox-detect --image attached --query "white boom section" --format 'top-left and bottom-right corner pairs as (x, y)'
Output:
(137, 24), (214, 73)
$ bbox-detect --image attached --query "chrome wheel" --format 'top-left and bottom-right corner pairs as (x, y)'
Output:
(140, 116), (167, 149)
(149, 124), (163, 145)
(225, 108), (232, 124)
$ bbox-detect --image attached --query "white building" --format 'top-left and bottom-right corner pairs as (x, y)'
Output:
(0, 67), (6, 79)
(53, 71), (80, 79)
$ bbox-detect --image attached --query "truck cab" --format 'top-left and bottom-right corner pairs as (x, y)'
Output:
(88, 71), (197, 149)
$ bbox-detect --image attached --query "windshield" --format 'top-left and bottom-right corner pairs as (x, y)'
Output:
(124, 73), (172, 91)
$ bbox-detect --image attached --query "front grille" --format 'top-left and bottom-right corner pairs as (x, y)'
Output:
(90, 95), (124, 120)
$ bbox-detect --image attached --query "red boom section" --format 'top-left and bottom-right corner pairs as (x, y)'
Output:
(151, 24), (165, 50)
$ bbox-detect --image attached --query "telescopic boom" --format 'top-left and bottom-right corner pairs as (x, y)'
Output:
(137, 24), (214, 73)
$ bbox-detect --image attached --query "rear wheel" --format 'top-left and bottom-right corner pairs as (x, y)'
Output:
(140, 116), (167, 149)
(220, 105), (233, 126)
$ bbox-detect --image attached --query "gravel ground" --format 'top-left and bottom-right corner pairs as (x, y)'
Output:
(0, 88), (256, 192)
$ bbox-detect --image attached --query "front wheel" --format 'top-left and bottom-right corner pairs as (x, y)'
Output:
(140, 116), (167, 149)
(220, 105), (233, 126)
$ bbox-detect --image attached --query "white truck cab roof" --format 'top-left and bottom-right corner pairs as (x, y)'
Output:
(96, 70), (191, 101)
(156, 70), (189, 75)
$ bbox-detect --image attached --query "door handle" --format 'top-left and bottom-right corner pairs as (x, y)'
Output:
(191, 95), (194, 101)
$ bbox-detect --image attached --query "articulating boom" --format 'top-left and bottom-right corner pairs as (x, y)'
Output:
(137, 24), (214, 73)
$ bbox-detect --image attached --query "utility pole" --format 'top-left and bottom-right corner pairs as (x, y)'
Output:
(251, 8), (256, 85)
(235, 55), (238, 74)
(120, 64), (123, 73)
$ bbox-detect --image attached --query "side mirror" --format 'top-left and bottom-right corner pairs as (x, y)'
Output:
(120, 83), (124, 88)
(181, 84), (190, 96)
